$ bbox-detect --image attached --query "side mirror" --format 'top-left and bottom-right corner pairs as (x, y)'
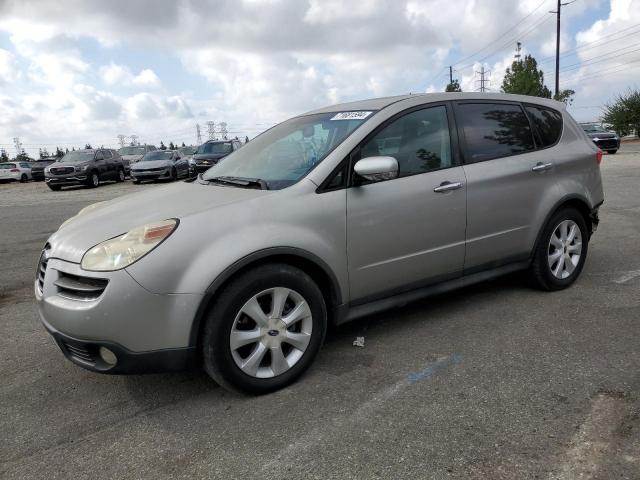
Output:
(354, 156), (399, 183)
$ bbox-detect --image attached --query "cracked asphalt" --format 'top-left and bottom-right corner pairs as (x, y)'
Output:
(1, 146), (639, 479)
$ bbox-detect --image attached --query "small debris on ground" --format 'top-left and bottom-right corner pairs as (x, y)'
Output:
(353, 336), (365, 347)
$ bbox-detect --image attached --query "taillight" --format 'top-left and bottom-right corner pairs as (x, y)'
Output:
(596, 150), (603, 165)
(10, 168), (19, 172)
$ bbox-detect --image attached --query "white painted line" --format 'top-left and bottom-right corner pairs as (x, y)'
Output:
(613, 270), (640, 284)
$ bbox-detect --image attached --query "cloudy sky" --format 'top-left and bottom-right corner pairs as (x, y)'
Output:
(0, 0), (638, 157)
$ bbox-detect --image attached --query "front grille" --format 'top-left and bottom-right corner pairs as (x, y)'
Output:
(49, 167), (74, 175)
(135, 167), (166, 173)
(54, 272), (108, 301)
(61, 341), (96, 364)
(594, 139), (618, 149)
(36, 245), (51, 293)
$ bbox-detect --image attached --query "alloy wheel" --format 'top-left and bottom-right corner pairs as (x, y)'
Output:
(230, 287), (313, 378)
(547, 219), (582, 279)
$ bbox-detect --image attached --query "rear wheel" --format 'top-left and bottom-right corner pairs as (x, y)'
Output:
(20, 174), (28, 183)
(47, 184), (62, 191)
(529, 207), (588, 291)
(202, 264), (327, 394)
(607, 149), (617, 154)
(86, 171), (99, 188)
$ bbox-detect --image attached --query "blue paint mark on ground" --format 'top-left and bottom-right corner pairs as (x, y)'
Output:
(406, 353), (462, 385)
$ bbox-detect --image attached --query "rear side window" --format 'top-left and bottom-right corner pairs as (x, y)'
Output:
(457, 103), (534, 162)
(525, 105), (563, 148)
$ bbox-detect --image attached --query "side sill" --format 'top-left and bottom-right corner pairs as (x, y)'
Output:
(337, 260), (530, 325)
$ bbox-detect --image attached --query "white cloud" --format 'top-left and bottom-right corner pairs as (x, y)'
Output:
(100, 63), (161, 88)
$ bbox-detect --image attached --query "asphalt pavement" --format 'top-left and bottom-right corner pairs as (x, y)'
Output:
(1, 146), (639, 479)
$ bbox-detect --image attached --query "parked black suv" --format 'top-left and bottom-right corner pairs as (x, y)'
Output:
(580, 123), (621, 154)
(30, 158), (57, 181)
(192, 139), (242, 173)
(45, 149), (126, 191)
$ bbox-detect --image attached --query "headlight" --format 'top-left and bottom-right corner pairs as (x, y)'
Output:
(81, 219), (178, 271)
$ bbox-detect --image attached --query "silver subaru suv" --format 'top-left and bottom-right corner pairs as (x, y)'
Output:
(35, 93), (604, 393)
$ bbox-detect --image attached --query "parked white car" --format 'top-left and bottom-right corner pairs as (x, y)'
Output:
(0, 161), (32, 183)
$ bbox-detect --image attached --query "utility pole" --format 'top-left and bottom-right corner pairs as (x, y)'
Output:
(550, 0), (575, 98)
(475, 66), (490, 92)
(196, 124), (202, 145)
(219, 122), (228, 140)
(515, 42), (522, 61)
(117, 134), (126, 148)
(449, 65), (453, 84)
(13, 137), (23, 155)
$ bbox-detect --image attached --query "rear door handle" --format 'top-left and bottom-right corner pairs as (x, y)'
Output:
(433, 181), (463, 193)
(531, 162), (553, 172)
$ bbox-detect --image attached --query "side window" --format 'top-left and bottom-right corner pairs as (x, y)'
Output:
(457, 103), (534, 162)
(359, 105), (452, 177)
(525, 105), (563, 148)
(21, 162), (30, 168)
(103, 150), (112, 159)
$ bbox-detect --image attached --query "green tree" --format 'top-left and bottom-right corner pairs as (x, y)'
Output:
(602, 89), (640, 137)
(56, 147), (65, 158)
(445, 79), (462, 92)
(502, 54), (552, 98)
(245, 136), (249, 143)
(0, 150), (9, 162)
(181, 142), (186, 147)
(168, 141), (175, 150)
(159, 141), (166, 150)
(16, 151), (31, 162)
(84, 144), (92, 149)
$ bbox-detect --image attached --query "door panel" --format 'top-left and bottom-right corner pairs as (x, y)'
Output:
(346, 104), (466, 302)
(347, 168), (467, 300)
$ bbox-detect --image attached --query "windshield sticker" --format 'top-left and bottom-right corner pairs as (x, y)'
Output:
(330, 111), (373, 121)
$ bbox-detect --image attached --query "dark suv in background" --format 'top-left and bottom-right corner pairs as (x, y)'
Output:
(580, 123), (621, 154)
(45, 149), (126, 191)
(30, 158), (57, 181)
(192, 139), (242, 173)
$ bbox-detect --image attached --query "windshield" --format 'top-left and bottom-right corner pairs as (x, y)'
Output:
(0, 163), (16, 169)
(581, 124), (608, 133)
(202, 111), (374, 189)
(118, 146), (146, 156)
(142, 151), (173, 161)
(59, 151), (94, 163)
(178, 146), (196, 155)
(197, 142), (233, 155)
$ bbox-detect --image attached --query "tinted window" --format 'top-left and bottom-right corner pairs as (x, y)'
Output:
(525, 106), (563, 147)
(103, 150), (112, 159)
(458, 103), (534, 162)
(360, 105), (452, 177)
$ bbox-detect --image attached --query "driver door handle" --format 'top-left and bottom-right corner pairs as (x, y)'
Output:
(433, 181), (463, 193)
(531, 162), (553, 172)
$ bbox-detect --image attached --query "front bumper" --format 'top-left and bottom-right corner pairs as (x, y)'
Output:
(46, 175), (87, 185)
(0, 172), (21, 181)
(131, 169), (171, 181)
(194, 163), (216, 173)
(31, 171), (45, 181)
(591, 138), (620, 150)
(36, 257), (203, 372)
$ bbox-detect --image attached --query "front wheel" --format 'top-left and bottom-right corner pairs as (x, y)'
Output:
(202, 264), (327, 394)
(116, 168), (125, 182)
(86, 171), (99, 188)
(529, 207), (589, 291)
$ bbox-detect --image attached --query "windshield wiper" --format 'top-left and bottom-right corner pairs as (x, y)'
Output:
(206, 176), (269, 190)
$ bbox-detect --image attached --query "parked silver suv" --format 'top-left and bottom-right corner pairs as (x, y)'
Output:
(36, 93), (604, 393)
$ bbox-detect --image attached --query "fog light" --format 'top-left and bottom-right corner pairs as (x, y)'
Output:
(99, 346), (117, 366)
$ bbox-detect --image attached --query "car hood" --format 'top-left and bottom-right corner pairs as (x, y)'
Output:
(586, 132), (616, 139)
(122, 154), (144, 162)
(48, 181), (270, 263)
(132, 160), (172, 169)
(48, 162), (88, 169)
(193, 153), (227, 161)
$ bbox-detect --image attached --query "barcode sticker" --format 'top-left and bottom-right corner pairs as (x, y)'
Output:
(330, 111), (373, 121)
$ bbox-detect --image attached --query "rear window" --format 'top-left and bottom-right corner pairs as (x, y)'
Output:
(457, 103), (535, 162)
(525, 105), (563, 148)
(0, 163), (16, 169)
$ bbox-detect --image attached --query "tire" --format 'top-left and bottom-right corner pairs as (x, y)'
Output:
(47, 184), (62, 191)
(202, 263), (327, 394)
(171, 168), (177, 181)
(529, 207), (589, 291)
(607, 150), (617, 154)
(86, 171), (99, 188)
(133, 179), (141, 185)
(116, 168), (125, 182)
(20, 174), (28, 183)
